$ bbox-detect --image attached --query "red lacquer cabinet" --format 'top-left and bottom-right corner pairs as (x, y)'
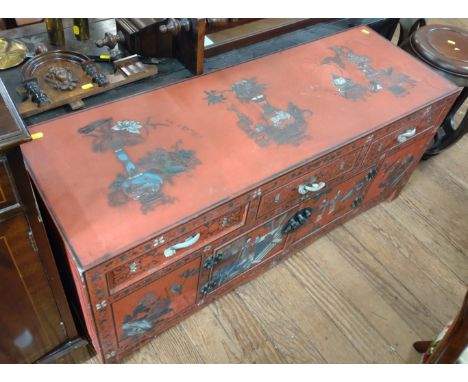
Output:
(21, 27), (460, 362)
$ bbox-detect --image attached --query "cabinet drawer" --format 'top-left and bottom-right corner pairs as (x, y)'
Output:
(257, 149), (361, 219)
(111, 257), (201, 348)
(366, 102), (445, 162)
(107, 199), (250, 294)
(198, 211), (291, 298)
(0, 157), (18, 210)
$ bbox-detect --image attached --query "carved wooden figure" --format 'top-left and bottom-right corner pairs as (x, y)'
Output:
(21, 27), (460, 362)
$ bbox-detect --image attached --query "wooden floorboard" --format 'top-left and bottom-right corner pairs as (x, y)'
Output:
(83, 18), (468, 364)
(234, 263), (363, 363)
(301, 237), (423, 363)
(343, 209), (462, 325)
(284, 253), (404, 363)
(205, 293), (286, 363)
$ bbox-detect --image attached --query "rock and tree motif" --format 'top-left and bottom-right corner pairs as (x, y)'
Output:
(79, 118), (201, 213)
(204, 78), (312, 147)
(322, 45), (416, 101)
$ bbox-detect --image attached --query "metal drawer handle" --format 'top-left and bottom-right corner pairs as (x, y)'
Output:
(298, 181), (326, 195)
(164, 233), (201, 257)
(397, 127), (416, 143)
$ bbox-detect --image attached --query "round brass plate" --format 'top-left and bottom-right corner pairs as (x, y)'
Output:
(0, 38), (28, 70)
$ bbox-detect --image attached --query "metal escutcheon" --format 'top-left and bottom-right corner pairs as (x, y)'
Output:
(397, 127), (416, 143)
(298, 181), (326, 195)
(164, 233), (201, 257)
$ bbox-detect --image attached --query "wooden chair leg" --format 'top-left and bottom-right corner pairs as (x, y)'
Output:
(397, 18), (426, 47)
(413, 340), (432, 353)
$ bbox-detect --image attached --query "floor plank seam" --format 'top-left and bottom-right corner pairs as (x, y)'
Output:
(371, 205), (466, 304)
(341, 225), (447, 328)
(208, 295), (286, 363)
(285, 254), (404, 363)
(380, 202), (468, 289)
(233, 281), (329, 363)
(296, 249), (411, 357)
(329, 227), (445, 336)
(398, 186), (468, 260)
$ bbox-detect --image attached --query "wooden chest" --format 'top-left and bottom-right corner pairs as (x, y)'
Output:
(21, 27), (460, 363)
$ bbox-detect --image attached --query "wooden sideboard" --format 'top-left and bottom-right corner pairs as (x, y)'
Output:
(0, 79), (89, 363)
(20, 27), (460, 363)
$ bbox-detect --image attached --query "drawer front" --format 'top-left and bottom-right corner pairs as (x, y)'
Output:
(107, 201), (250, 294)
(111, 257), (201, 348)
(256, 135), (370, 197)
(198, 211), (291, 298)
(0, 157), (18, 210)
(288, 167), (378, 245)
(366, 101), (444, 162)
(257, 148), (361, 218)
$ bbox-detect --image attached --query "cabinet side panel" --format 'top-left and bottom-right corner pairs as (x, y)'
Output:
(64, 248), (101, 361)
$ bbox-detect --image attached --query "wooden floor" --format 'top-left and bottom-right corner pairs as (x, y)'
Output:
(85, 18), (468, 364)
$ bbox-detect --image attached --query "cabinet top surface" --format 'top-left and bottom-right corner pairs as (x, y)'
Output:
(21, 27), (458, 269)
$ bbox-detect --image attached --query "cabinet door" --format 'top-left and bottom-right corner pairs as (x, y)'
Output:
(111, 257), (201, 348)
(288, 167), (378, 245)
(364, 131), (434, 204)
(0, 213), (67, 363)
(199, 212), (290, 297)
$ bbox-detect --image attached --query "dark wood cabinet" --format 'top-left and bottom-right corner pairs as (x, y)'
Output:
(0, 213), (67, 363)
(0, 80), (88, 363)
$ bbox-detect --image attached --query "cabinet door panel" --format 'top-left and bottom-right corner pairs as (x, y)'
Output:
(0, 214), (66, 363)
(111, 257), (201, 348)
(288, 167), (378, 245)
(199, 212), (290, 297)
(365, 132), (434, 204)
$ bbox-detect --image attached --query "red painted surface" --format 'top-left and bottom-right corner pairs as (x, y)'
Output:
(18, 27), (462, 363)
(365, 131), (435, 204)
(256, 148), (361, 218)
(112, 257), (201, 348)
(21, 27), (458, 270)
